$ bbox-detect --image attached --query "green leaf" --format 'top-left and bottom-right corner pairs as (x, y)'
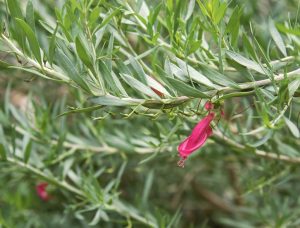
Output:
(247, 130), (273, 148)
(0, 143), (6, 161)
(288, 79), (300, 98)
(213, 2), (227, 24)
(185, 0), (195, 21)
(7, 0), (26, 49)
(242, 33), (256, 59)
(24, 139), (32, 163)
(75, 35), (94, 69)
(89, 6), (101, 26)
(175, 58), (216, 88)
(166, 77), (210, 98)
(128, 56), (147, 85)
(121, 74), (160, 99)
(149, 3), (162, 25)
(226, 6), (240, 46)
(26, 0), (35, 33)
(276, 24), (300, 36)
(201, 66), (240, 88)
(196, 0), (209, 17)
(142, 170), (154, 205)
(48, 24), (58, 66)
(89, 95), (141, 106)
(93, 8), (120, 34)
(99, 61), (127, 96)
(0, 125), (8, 160)
(89, 209), (109, 226)
(284, 117), (300, 138)
(226, 50), (266, 74)
(15, 18), (42, 65)
(269, 19), (287, 57)
(7, 0), (23, 18)
(56, 48), (91, 93)
(106, 35), (114, 71)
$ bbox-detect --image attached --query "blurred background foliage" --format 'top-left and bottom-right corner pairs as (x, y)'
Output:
(0, 0), (300, 227)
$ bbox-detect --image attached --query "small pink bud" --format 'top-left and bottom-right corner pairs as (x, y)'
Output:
(36, 182), (51, 201)
(204, 101), (214, 111)
(221, 109), (225, 117)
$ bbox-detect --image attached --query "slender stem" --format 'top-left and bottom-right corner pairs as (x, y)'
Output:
(4, 157), (157, 226)
(6, 157), (85, 196)
(214, 130), (300, 164)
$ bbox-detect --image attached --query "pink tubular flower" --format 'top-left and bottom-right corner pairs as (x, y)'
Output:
(204, 101), (214, 111)
(177, 113), (215, 167)
(36, 182), (51, 201)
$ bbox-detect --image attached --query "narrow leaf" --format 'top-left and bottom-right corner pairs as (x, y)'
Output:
(175, 58), (216, 88)
(24, 140), (32, 163)
(89, 95), (141, 106)
(226, 50), (266, 74)
(284, 117), (300, 138)
(48, 24), (58, 66)
(0, 143), (7, 161)
(26, 0), (35, 33)
(15, 18), (42, 65)
(56, 49), (91, 93)
(166, 77), (210, 98)
(93, 8), (120, 34)
(269, 19), (287, 56)
(201, 66), (240, 88)
(121, 74), (160, 99)
(75, 35), (93, 69)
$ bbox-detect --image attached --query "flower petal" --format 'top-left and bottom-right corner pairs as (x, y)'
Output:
(178, 113), (214, 158)
(36, 182), (50, 201)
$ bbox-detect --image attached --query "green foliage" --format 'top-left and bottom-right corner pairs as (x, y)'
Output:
(0, 0), (300, 227)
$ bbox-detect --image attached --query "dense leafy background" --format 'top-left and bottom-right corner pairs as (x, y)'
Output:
(1, 0), (300, 227)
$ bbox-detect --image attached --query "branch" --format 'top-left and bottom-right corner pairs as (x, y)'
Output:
(1, 34), (69, 81)
(214, 130), (300, 164)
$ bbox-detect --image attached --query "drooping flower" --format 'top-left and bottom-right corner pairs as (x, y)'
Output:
(177, 112), (215, 167)
(36, 182), (51, 201)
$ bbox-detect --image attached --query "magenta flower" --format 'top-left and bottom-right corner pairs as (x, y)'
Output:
(36, 182), (51, 201)
(177, 113), (215, 167)
(204, 101), (214, 111)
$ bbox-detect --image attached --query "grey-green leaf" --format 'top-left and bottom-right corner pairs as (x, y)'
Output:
(269, 19), (287, 57)
(89, 95), (141, 106)
(284, 117), (300, 138)
(75, 35), (94, 69)
(166, 77), (210, 98)
(0, 143), (7, 160)
(288, 79), (300, 98)
(56, 49), (91, 93)
(121, 74), (160, 99)
(26, 0), (35, 33)
(15, 18), (42, 65)
(201, 66), (240, 89)
(175, 58), (216, 88)
(226, 50), (266, 74)
(24, 140), (32, 163)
